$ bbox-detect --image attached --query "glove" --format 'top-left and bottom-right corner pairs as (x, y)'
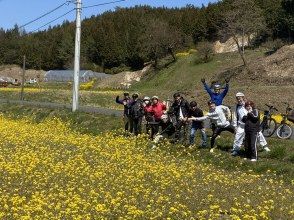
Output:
(201, 78), (205, 83)
(225, 78), (230, 83)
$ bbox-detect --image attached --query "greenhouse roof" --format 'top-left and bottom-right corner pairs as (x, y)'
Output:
(44, 70), (109, 78)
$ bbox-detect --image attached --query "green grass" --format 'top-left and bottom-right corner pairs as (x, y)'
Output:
(0, 88), (124, 110)
(131, 50), (263, 97)
(131, 50), (294, 110)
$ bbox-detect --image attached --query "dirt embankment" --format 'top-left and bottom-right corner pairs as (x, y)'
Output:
(96, 65), (152, 89)
(248, 44), (294, 84)
(213, 44), (294, 110)
(0, 65), (45, 82)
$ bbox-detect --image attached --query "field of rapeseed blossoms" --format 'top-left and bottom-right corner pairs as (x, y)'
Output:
(0, 115), (293, 219)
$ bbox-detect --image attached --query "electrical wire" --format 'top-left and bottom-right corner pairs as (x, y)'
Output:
(30, 9), (75, 33)
(19, 1), (72, 29)
(29, 0), (127, 33)
(82, 0), (126, 9)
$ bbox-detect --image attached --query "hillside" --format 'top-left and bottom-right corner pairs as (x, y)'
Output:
(131, 46), (294, 111)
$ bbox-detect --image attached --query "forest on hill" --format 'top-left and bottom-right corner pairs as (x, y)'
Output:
(0, 0), (293, 72)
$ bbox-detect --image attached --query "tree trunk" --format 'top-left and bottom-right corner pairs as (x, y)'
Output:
(101, 59), (105, 72)
(242, 28), (245, 54)
(233, 36), (247, 68)
(247, 34), (251, 48)
(168, 47), (176, 62)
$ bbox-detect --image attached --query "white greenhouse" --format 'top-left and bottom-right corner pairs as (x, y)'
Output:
(44, 70), (109, 82)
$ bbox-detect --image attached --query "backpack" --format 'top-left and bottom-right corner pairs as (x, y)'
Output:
(130, 100), (144, 119)
(221, 105), (232, 122)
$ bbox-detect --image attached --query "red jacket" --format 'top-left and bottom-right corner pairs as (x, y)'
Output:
(144, 105), (153, 114)
(151, 102), (166, 120)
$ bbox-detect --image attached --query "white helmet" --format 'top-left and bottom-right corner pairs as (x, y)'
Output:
(143, 96), (150, 101)
(161, 114), (168, 123)
(235, 92), (245, 97)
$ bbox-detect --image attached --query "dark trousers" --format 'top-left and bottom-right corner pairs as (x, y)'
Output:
(211, 125), (235, 148)
(244, 131), (258, 160)
(150, 120), (161, 139)
(130, 117), (142, 136)
(175, 120), (188, 142)
(124, 115), (131, 131)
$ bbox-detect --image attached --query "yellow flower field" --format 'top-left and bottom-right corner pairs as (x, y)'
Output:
(0, 115), (293, 219)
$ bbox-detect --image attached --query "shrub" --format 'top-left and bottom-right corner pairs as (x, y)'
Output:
(196, 41), (214, 63)
(263, 39), (285, 54)
(105, 64), (131, 75)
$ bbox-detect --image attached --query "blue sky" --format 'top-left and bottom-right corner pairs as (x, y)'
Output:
(0, 0), (218, 32)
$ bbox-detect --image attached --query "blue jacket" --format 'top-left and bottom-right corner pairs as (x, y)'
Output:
(203, 83), (229, 106)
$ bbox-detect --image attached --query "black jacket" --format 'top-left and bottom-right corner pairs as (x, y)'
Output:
(242, 109), (260, 133)
(188, 107), (204, 128)
(116, 96), (132, 116)
(171, 98), (190, 119)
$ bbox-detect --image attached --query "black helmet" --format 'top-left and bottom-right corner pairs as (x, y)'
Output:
(132, 93), (139, 99)
(173, 92), (181, 99)
(190, 101), (197, 107)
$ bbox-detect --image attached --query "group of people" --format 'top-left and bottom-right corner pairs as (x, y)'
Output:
(115, 78), (270, 162)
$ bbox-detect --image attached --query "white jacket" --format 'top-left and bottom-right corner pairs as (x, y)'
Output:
(232, 104), (248, 128)
(196, 105), (230, 127)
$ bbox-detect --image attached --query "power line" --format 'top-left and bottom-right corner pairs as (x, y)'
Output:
(31, 9), (75, 33)
(30, 0), (127, 33)
(19, 1), (72, 29)
(82, 0), (126, 9)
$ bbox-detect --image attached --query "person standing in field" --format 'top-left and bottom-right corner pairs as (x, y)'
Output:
(142, 96), (153, 136)
(115, 92), (132, 131)
(171, 92), (190, 142)
(187, 101), (207, 147)
(201, 78), (230, 133)
(150, 96), (166, 138)
(242, 101), (260, 161)
(129, 93), (144, 136)
(201, 78), (230, 106)
(192, 100), (235, 152)
(231, 92), (270, 156)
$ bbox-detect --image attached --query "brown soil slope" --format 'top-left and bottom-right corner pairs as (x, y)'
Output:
(217, 45), (294, 110)
(0, 65), (45, 81)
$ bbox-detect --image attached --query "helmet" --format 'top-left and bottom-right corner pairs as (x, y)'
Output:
(190, 101), (197, 107)
(214, 84), (221, 89)
(143, 96), (150, 101)
(132, 93), (139, 99)
(152, 96), (159, 100)
(173, 92), (181, 98)
(161, 114), (168, 123)
(161, 114), (168, 120)
(235, 92), (245, 97)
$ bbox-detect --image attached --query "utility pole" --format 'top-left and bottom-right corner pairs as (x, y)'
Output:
(72, 0), (82, 112)
(20, 55), (26, 101)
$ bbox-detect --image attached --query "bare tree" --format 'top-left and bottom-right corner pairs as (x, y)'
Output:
(220, 0), (265, 68)
(196, 41), (214, 63)
(139, 19), (183, 67)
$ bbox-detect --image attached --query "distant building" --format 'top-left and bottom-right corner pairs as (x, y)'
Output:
(44, 70), (109, 82)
